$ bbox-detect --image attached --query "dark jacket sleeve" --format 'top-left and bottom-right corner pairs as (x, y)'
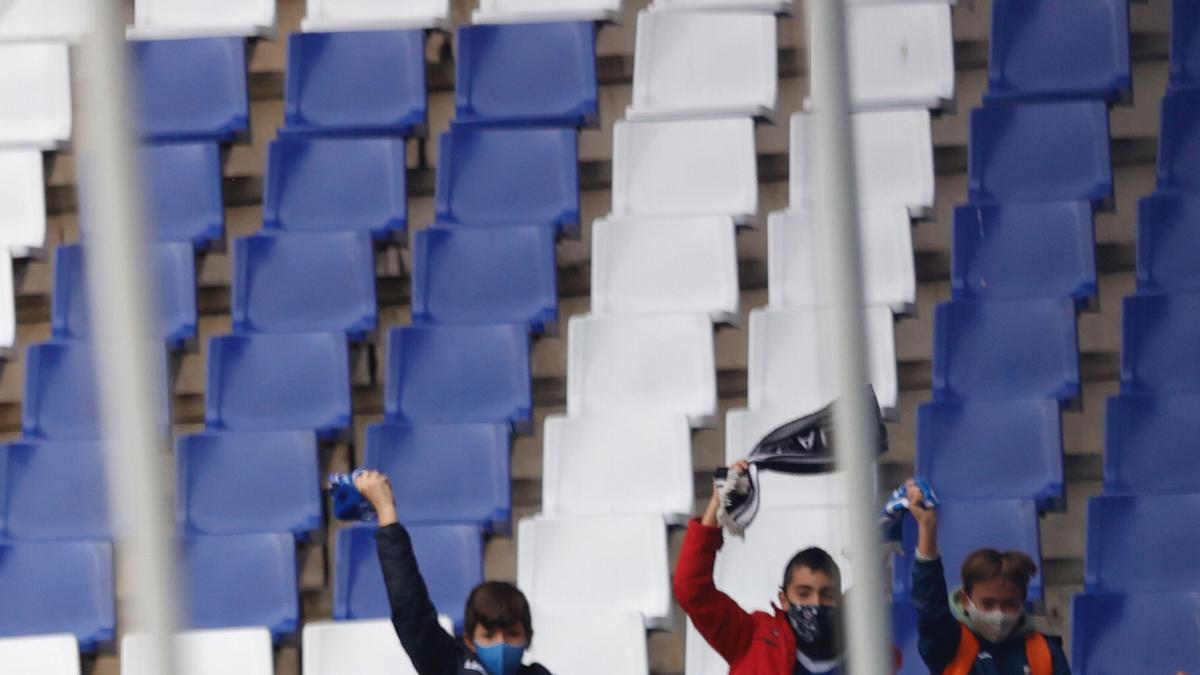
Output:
(1048, 635), (1071, 675)
(376, 523), (461, 675)
(672, 519), (758, 665)
(912, 556), (963, 672)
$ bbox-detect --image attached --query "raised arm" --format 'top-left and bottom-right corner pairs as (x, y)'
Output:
(906, 479), (963, 672)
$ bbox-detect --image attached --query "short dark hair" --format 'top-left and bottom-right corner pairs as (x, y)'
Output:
(464, 581), (533, 639)
(781, 547), (841, 589)
(961, 548), (1037, 596)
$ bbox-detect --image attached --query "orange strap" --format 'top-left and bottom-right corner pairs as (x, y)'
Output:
(943, 625), (1053, 675)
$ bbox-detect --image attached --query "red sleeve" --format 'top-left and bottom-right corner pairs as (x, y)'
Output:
(672, 518), (757, 664)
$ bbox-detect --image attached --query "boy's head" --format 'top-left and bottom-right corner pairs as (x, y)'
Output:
(777, 546), (843, 608)
(958, 548), (1037, 614)
(463, 581), (532, 648)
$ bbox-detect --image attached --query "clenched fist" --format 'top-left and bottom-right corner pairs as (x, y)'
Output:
(354, 469), (398, 526)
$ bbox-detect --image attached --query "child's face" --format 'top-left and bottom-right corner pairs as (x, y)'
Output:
(966, 577), (1025, 614)
(470, 623), (528, 648)
(779, 567), (842, 607)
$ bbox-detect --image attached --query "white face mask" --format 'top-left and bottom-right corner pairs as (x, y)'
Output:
(966, 598), (1023, 643)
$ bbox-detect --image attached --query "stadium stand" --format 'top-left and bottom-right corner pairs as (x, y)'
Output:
(1084, 493), (1200, 594)
(127, 0), (277, 39)
(120, 628), (273, 675)
(179, 532), (298, 638)
(1071, 592), (1200, 674)
(0, 634), (81, 675)
(837, 1), (955, 110)
(1120, 291), (1200, 395)
(300, 0), (451, 32)
(0, 149), (48, 257)
(0, 539), (115, 650)
(1170, 0), (1200, 87)
(131, 37), (250, 142)
(0, 41), (71, 150)
(650, 0), (792, 12)
(472, 0), (623, 25)
(0, 439), (112, 540)
(525, 611), (650, 674)
(1104, 393), (1200, 495)
(0, 0), (88, 41)
(1136, 193), (1200, 293)
(302, 619), (453, 675)
(1156, 86), (1200, 194)
(139, 142), (225, 246)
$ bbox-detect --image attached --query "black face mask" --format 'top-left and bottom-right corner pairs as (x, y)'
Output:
(787, 603), (841, 661)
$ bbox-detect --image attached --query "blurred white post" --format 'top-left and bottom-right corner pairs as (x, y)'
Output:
(79, 2), (179, 673)
(805, 0), (894, 672)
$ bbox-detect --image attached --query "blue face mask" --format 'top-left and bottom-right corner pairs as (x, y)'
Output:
(474, 642), (525, 675)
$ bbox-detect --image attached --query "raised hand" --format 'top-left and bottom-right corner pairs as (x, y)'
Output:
(354, 469), (398, 526)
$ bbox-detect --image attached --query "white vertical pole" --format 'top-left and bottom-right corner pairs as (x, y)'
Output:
(804, 0), (893, 672)
(78, 2), (179, 673)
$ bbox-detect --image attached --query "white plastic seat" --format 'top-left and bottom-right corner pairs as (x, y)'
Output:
(768, 208), (915, 314)
(542, 413), (693, 523)
(121, 628), (272, 675)
(612, 117), (757, 225)
(302, 0), (451, 32)
(517, 514), (671, 629)
(746, 306), (898, 417)
(0, 0), (88, 42)
(567, 313), (717, 427)
(0, 250), (16, 353)
(628, 11), (777, 120)
(649, 0), (793, 14)
(791, 109), (934, 219)
(302, 618), (453, 675)
(592, 216), (739, 323)
(0, 149), (48, 257)
(0, 41), (71, 150)
(127, 0), (276, 39)
(526, 611), (648, 674)
(473, 0), (623, 24)
(0, 634), (80, 675)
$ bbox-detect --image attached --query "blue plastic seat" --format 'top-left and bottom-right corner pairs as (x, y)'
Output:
(1121, 292), (1200, 395)
(986, 0), (1130, 103)
(412, 225), (557, 333)
(263, 136), (407, 239)
(384, 324), (532, 430)
(205, 332), (351, 437)
(1157, 87), (1200, 194)
(1085, 494), (1200, 593)
(176, 430), (322, 537)
(24, 341), (171, 441)
(0, 539), (114, 650)
(932, 299), (1080, 403)
(180, 532), (298, 639)
(892, 601), (922, 675)
(1105, 393), (1200, 495)
(333, 523), (483, 630)
(455, 22), (598, 127)
(1137, 193), (1200, 293)
(0, 440), (110, 540)
(892, 498), (1042, 602)
(141, 142), (224, 246)
(1072, 591), (1200, 674)
(132, 37), (249, 142)
(952, 201), (1096, 303)
(1171, 0), (1200, 87)
(916, 399), (1064, 509)
(283, 29), (426, 137)
(968, 101), (1112, 206)
(364, 423), (511, 533)
(232, 232), (376, 338)
(436, 125), (579, 237)
(52, 242), (198, 347)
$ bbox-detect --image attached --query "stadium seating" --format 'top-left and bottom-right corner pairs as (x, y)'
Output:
(301, 0), (450, 32)
(892, 499), (1042, 601)
(435, 125), (580, 236)
(0, 440), (111, 540)
(525, 611), (650, 675)
(1105, 393), (1200, 495)
(140, 142), (224, 246)
(590, 216), (739, 323)
(1170, 0), (1200, 87)
(121, 627), (272, 675)
(1071, 592), (1200, 675)
(1156, 87), (1200, 194)
(932, 298), (1080, 403)
(411, 225), (558, 333)
(1137, 193), (1200, 293)
(179, 533), (298, 638)
(474, 0), (623, 24)
(1121, 292), (1200, 395)
(363, 423), (512, 533)
(0, 634), (80, 675)
(455, 22), (598, 127)
(231, 232), (377, 338)
(837, 1), (955, 110)
(893, 601), (922, 675)
(916, 399), (1064, 509)
(611, 117), (757, 225)
(0, 41), (71, 149)
(791, 109), (935, 218)
(1085, 494), (1200, 593)
(0, 252), (14, 353)
(541, 413), (693, 523)
(0, 0), (88, 42)
(768, 208), (916, 314)
(128, 0), (275, 39)
(0, 149), (47, 257)
(205, 332), (351, 437)
(566, 313), (717, 427)
(517, 514), (671, 629)
(132, 37), (249, 142)
(52, 242), (198, 347)
(302, 619), (454, 675)
(986, 0), (1131, 102)
(175, 431), (322, 537)
(283, 30), (427, 137)
(333, 524), (483, 629)
(968, 101), (1113, 206)
(627, 11), (777, 120)
(0, 539), (115, 649)
(951, 201), (1097, 304)
(384, 324), (532, 430)
(24, 340), (171, 441)
(650, 0), (792, 12)
(263, 136), (408, 239)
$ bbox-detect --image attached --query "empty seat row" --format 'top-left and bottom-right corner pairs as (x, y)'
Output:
(0, 41), (71, 149)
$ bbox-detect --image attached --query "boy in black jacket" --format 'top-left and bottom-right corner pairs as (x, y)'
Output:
(355, 470), (552, 675)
